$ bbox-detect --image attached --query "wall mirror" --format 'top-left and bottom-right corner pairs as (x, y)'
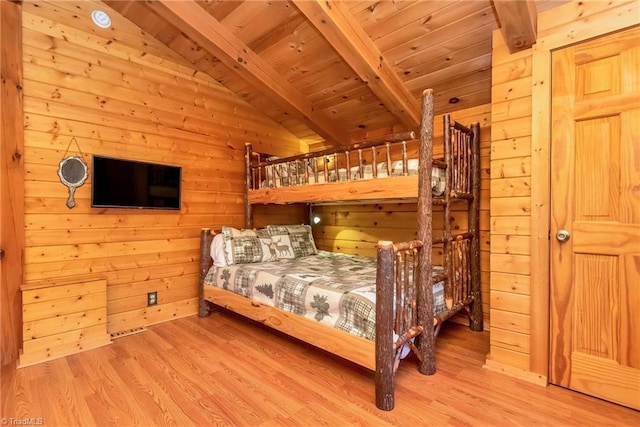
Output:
(58, 155), (88, 209)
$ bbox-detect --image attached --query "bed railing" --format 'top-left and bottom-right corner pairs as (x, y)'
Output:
(246, 126), (476, 189)
(246, 131), (420, 189)
(445, 115), (475, 198)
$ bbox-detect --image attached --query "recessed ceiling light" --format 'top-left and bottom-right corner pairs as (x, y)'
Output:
(448, 97), (460, 104)
(91, 10), (111, 29)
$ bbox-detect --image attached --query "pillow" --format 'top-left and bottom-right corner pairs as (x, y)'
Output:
(210, 233), (227, 267)
(265, 159), (312, 187)
(221, 226), (264, 265)
(256, 228), (279, 262)
(266, 224), (317, 258)
(269, 233), (296, 259)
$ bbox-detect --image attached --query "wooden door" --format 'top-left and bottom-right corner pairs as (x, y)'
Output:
(550, 26), (640, 410)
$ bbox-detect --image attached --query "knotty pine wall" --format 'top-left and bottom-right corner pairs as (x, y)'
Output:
(312, 105), (492, 327)
(490, 26), (532, 378)
(487, 0), (639, 380)
(20, 2), (305, 340)
(488, 26), (537, 377)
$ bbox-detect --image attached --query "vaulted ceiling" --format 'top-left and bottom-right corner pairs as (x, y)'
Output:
(39, 0), (569, 146)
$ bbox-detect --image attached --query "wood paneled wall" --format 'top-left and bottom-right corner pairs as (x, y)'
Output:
(16, 0), (304, 355)
(487, 28), (534, 373)
(487, 0), (639, 380)
(312, 105), (492, 326)
(252, 204), (309, 230)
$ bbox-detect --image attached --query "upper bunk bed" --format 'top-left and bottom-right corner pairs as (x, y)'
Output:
(244, 94), (479, 207)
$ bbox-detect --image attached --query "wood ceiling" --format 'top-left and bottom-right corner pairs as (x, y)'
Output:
(38, 0), (568, 147)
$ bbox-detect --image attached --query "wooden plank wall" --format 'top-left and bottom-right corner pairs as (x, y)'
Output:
(312, 105), (492, 326)
(487, 0), (640, 378)
(252, 204), (309, 230)
(488, 29), (534, 372)
(19, 1), (304, 344)
(19, 277), (111, 367)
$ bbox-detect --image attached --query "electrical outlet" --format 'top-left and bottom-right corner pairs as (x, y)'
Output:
(147, 291), (158, 307)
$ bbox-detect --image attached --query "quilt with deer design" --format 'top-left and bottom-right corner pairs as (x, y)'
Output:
(203, 250), (446, 341)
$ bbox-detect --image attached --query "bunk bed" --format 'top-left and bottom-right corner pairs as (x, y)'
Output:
(197, 89), (482, 411)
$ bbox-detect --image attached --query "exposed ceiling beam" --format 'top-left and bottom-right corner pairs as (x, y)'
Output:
(292, 0), (421, 131)
(147, 0), (351, 146)
(492, 0), (538, 53)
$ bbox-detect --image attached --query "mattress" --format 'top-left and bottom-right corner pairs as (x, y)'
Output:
(203, 250), (446, 342)
(262, 159), (446, 196)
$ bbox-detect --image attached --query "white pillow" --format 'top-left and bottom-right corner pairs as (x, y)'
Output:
(210, 234), (227, 267)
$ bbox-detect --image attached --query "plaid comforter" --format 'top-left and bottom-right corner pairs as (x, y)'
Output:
(204, 250), (445, 341)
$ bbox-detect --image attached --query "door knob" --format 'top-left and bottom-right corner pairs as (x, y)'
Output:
(556, 229), (570, 242)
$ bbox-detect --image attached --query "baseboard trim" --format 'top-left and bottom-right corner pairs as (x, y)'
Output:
(483, 358), (548, 386)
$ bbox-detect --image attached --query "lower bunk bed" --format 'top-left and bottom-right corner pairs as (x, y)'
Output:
(198, 229), (478, 411)
(197, 89), (483, 411)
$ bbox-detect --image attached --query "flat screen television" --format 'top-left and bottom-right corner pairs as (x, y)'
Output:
(91, 155), (182, 210)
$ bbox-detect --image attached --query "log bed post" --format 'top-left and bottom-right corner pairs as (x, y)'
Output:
(245, 143), (253, 229)
(417, 88), (436, 375)
(198, 228), (214, 317)
(375, 241), (396, 411)
(469, 123), (483, 331)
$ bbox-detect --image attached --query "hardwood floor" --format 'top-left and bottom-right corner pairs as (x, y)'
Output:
(2, 310), (639, 426)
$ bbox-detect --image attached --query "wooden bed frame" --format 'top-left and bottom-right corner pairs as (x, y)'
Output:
(198, 89), (482, 411)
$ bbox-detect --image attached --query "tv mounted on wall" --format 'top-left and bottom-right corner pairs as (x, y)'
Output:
(91, 155), (182, 210)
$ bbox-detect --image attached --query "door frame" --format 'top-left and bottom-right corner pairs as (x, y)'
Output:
(0, 0), (25, 366)
(529, 2), (640, 377)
